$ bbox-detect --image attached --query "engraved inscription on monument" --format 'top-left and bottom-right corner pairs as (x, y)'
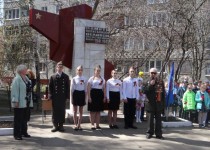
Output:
(85, 27), (109, 44)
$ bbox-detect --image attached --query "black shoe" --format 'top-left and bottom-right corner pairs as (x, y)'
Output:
(51, 126), (59, 132)
(109, 125), (114, 129)
(23, 134), (31, 138)
(156, 136), (165, 140)
(59, 126), (65, 132)
(146, 134), (152, 139)
(96, 126), (101, 129)
(113, 125), (119, 129)
(78, 127), (83, 131)
(91, 127), (96, 130)
(130, 125), (137, 129)
(14, 136), (23, 140)
(58, 123), (65, 132)
(73, 126), (79, 131)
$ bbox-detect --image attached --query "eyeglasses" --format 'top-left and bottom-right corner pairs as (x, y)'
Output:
(77, 69), (82, 71)
(150, 72), (157, 75)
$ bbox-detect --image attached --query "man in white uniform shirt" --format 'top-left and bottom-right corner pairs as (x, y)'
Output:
(123, 67), (139, 129)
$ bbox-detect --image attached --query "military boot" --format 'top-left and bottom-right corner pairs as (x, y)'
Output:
(59, 123), (65, 132)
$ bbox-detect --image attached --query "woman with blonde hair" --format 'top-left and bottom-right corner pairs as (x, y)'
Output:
(70, 65), (87, 130)
(87, 65), (106, 130)
(106, 70), (122, 129)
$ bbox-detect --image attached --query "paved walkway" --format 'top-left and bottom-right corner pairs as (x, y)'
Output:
(0, 115), (210, 150)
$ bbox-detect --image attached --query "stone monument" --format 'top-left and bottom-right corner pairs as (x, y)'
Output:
(29, 4), (114, 121)
(70, 18), (109, 114)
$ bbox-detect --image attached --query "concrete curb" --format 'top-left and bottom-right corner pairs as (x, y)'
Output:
(162, 117), (192, 128)
(0, 128), (13, 136)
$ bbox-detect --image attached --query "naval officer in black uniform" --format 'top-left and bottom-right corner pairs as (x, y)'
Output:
(49, 61), (70, 132)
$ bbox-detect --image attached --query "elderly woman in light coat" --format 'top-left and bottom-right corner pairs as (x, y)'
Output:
(11, 64), (33, 140)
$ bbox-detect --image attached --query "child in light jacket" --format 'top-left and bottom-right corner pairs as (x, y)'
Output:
(183, 84), (196, 122)
(195, 84), (210, 128)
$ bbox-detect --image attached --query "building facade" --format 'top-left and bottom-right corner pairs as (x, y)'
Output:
(99, 0), (210, 82)
(2, 0), (210, 83)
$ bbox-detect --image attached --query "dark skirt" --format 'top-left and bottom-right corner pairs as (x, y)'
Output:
(72, 90), (86, 106)
(108, 91), (120, 110)
(88, 89), (104, 112)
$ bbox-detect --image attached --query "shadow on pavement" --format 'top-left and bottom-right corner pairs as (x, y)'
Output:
(166, 137), (210, 147)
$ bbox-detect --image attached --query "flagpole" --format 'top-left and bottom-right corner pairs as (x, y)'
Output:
(166, 62), (174, 121)
(166, 106), (169, 121)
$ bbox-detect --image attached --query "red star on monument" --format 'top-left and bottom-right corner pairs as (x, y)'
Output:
(29, 4), (114, 80)
(29, 4), (92, 68)
(35, 12), (41, 19)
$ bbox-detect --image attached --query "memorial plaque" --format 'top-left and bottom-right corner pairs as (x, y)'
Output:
(85, 27), (109, 44)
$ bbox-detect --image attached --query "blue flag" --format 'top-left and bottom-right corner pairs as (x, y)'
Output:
(166, 62), (174, 107)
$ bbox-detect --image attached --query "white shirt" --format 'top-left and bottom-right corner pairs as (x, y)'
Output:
(138, 77), (143, 90)
(70, 75), (87, 92)
(106, 78), (123, 100)
(88, 76), (105, 89)
(123, 76), (139, 100)
(56, 72), (62, 77)
(138, 77), (143, 85)
(139, 93), (146, 101)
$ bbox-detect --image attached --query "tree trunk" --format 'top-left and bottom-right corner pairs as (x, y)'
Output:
(34, 51), (41, 111)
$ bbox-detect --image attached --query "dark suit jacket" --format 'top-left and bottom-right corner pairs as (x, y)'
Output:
(144, 78), (165, 113)
(49, 72), (70, 100)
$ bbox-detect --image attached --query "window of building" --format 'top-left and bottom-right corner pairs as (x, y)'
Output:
(147, 14), (153, 26)
(156, 60), (162, 71)
(124, 37), (135, 51)
(147, 0), (155, 4)
(4, 9), (20, 19)
(145, 60), (164, 72)
(41, 6), (48, 12)
(153, 14), (157, 26)
(207, 37), (210, 50)
(116, 65), (122, 72)
(21, 9), (28, 17)
(144, 39), (157, 50)
(147, 0), (169, 5)
(56, 5), (60, 14)
(124, 16), (135, 26)
(4, 26), (19, 36)
(136, 16), (146, 27)
(136, 38), (144, 50)
(147, 12), (167, 27)
(206, 63), (210, 75)
(159, 39), (168, 49)
(39, 62), (46, 72)
(40, 44), (47, 56)
(159, 0), (169, 3)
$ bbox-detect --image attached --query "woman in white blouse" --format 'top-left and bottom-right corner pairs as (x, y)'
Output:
(70, 66), (87, 130)
(106, 70), (123, 129)
(87, 65), (106, 130)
